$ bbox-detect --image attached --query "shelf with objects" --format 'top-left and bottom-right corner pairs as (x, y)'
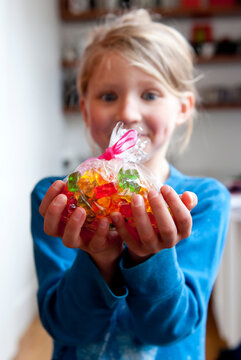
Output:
(60, 1), (241, 113)
(197, 54), (241, 64)
(190, 19), (241, 110)
(59, 0), (241, 22)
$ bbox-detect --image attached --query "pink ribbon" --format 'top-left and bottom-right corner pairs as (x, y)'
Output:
(79, 129), (138, 170)
(98, 129), (138, 161)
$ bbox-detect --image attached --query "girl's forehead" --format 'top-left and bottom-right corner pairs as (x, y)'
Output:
(98, 52), (129, 71)
(91, 51), (152, 80)
(89, 52), (131, 83)
(87, 50), (168, 93)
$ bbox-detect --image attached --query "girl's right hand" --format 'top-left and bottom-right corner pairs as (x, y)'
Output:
(39, 180), (124, 287)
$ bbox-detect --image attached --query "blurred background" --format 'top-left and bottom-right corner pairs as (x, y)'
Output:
(0, 0), (240, 359)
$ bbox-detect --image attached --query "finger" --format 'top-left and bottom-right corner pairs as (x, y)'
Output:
(107, 230), (123, 247)
(131, 194), (157, 249)
(88, 218), (109, 253)
(111, 212), (136, 244)
(180, 191), (198, 211)
(161, 185), (192, 239)
(148, 189), (177, 247)
(39, 180), (65, 216)
(44, 194), (67, 236)
(62, 207), (86, 248)
(111, 211), (148, 260)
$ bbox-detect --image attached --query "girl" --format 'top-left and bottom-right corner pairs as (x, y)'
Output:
(31, 9), (230, 360)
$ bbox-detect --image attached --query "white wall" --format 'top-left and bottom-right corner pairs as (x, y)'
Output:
(0, 1), (64, 359)
(173, 108), (241, 182)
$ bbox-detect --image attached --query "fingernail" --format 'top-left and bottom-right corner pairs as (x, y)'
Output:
(148, 190), (159, 200)
(99, 218), (108, 230)
(53, 194), (66, 206)
(53, 180), (64, 191)
(132, 194), (143, 207)
(162, 185), (171, 193)
(72, 208), (84, 221)
(111, 212), (120, 224)
(192, 193), (198, 206)
(161, 185), (172, 198)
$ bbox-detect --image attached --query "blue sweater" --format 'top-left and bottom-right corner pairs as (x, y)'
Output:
(31, 165), (230, 360)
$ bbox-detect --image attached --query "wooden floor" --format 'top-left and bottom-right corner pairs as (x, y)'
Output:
(13, 316), (52, 360)
(13, 306), (226, 360)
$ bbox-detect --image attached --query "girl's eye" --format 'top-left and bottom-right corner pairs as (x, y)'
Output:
(101, 93), (117, 102)
(142, 92), (158, 101)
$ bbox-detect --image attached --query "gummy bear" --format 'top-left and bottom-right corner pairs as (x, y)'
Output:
(68, 172), (80, 192)
(117, 168), (141, 193)
(94, 182), (117, 199)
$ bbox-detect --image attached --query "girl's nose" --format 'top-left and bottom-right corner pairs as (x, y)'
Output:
(115, 97), (142, 125)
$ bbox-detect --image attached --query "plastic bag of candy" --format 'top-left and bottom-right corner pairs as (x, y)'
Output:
(60, 122), (160, 233)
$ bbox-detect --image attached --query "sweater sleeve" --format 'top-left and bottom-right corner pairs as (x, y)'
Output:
(31, 177), (128, 346)
(119, 178), (231, 346)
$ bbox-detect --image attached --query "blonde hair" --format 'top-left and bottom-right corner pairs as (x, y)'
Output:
(77, 9), (198, 150)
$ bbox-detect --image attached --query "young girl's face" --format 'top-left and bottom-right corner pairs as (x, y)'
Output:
(81, 52), (189, 160)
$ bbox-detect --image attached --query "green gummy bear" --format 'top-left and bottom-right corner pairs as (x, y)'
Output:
(117, 168), (140, 181)
(68, 171), (80, 192)
(117, 168), (141, 193)
(128, 181), (141, 193)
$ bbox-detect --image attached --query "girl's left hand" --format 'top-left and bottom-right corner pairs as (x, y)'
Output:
(111, 185), (198, 265)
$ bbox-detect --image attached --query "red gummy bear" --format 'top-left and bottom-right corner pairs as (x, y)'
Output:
(94, 182), (117, 199)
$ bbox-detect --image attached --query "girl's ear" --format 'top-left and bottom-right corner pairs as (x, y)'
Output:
(80, 97), (89, 127)
(176, 93), (195, 126)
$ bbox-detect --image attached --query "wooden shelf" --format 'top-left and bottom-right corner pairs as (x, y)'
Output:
(154, 5), (241, 18)
(60, 5), (241, 22)
(63, 106), (80, 113)
(62, 59), (80, 68)
(60, 8), (111, 21)
(196, 54), (241, 64)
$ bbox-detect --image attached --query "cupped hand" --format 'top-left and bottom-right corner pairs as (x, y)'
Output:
(39, 180), (124, 284)
(111, 185), (198, 265)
